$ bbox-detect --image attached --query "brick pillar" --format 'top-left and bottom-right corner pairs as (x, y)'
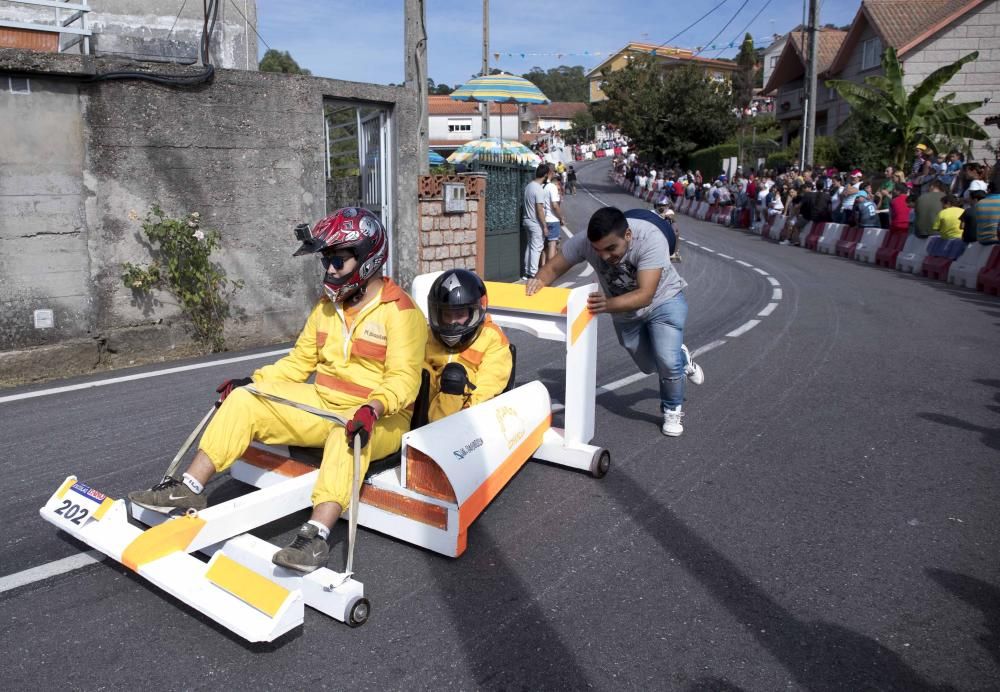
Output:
(417, 173), (486, 276)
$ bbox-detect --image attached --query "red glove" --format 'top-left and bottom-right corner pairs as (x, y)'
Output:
(215, 377), (253, 406)
(345, 405), (378, 448)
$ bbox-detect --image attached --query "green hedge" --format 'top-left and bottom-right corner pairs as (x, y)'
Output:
(685, 144), (738, 177)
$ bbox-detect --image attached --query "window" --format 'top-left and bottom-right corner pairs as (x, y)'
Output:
(447, 118), (472, 133)
(8, 77), (30, 94)
(862, 37), (882, 70)
(770, 55), (779, 68)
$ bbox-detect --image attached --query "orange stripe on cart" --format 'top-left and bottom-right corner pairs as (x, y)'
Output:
(569, 309), (593, 346)
(55, 477), (76, 499)
(458, 415), (550, 531)
(121, 515), (207, 571)
(93, 496), (115, 520)
(205, 554), (291, 618)
(241, 447), (317, 478)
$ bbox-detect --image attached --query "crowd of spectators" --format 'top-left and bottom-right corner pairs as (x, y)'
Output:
(612, 144), (1000, 248)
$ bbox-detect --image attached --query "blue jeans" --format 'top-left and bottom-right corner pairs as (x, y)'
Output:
(613, 292), (688, 411)
(546, 222), (562, 241)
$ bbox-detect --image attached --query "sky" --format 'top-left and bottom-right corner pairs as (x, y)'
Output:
(254, 0), (863, 88)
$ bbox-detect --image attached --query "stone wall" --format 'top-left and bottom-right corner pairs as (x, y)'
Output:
(417, 174), (486, 276)
(0, 48), (420, 384)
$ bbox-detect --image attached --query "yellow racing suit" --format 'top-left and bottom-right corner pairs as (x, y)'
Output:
(198, 278), (426, 508)
(424, 315), (513, 422)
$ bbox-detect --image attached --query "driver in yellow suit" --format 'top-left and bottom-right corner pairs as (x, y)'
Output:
(128, 208), (426, 574)
(423, 269), (513, 422)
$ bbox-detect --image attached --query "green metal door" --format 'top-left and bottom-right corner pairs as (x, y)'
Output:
(472, 155), (535, 281)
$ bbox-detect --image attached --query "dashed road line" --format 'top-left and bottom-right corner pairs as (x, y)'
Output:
(718, 253), (734, 260)
(735, 260), (752, 267)
(767, 276), (780, 286)
(758, 302), (779, 317)
(772, 288), (783, 300)
(753, 267), (769, 276)
(726, 320), (761, 338)
(0, 551), (104, 593)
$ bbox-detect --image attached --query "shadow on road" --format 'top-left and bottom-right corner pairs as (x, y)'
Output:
(917, 378), (1000, 453)
(607, 470), (947, 690)
(926, 569), (1000, 666)
(425, 529), (592, 689)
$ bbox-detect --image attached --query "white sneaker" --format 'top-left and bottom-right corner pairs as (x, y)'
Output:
(681, 344), (704, 385)
(661, 406), (684, 437)
(779, 239), (791, 246)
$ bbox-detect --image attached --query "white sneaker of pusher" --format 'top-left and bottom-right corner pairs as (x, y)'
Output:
(681, 344), (705, 385)
(661, 407), (684, 436)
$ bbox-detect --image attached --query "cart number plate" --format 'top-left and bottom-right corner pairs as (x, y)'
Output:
(52, 482), (108, 530)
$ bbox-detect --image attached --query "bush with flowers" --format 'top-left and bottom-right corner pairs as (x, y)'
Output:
(121, 205), (243, 351)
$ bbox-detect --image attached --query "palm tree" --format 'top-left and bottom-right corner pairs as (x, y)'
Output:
(826, 47), (988, 169)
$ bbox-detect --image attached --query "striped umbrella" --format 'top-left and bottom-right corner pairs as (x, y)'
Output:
(450, 73), (550, 105)
(429, 150), (446, 165)
(450, 73), (549, 141)
(446, 138), (541, 167)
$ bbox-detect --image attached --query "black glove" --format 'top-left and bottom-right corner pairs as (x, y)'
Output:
(215, 377), (253, 406)
(440, 362), (476, 396)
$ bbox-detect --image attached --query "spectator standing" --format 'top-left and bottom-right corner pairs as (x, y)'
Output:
(915, 179), (946, 238)
(522, 164), (549, 280)
(961, 190), (986, 243)
(889, 183), (911, 233)
(566, 166), (577, 195)
(975, 179), (1000, 245)
(542, 167), (567, 266)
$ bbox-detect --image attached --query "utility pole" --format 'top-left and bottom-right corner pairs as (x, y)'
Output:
(803, 0), (819, 168)
(405, 0), (429, 173)
(481, 0), (490, 138)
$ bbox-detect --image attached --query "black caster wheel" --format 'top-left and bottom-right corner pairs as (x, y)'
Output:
(347, 597), (371, 628)
(590, 449), (611, 478)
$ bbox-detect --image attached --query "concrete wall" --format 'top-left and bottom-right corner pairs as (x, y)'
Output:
(1, 0), (257, 67)
(0, 49), (420, 382)
(901, 0), (1000, 162)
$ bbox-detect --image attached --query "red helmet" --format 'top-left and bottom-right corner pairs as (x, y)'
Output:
(294, 207), (388, 303)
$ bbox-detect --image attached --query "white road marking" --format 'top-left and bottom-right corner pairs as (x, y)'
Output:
(0, 349), (291, 405)
(555, 281), (575, 288)
(726, 320), (761, 338)
(0, 551), (104, 593)
(701, 247), (716, 253)
(772, 288), (783, 300)
(718, 253), (734, 260)
(736, 260), (752, 267)
(767, 276), (780, 286)
(758, 302), (779, 317)
(687, 241), (701, 247)
(691, 339), (727, 359)
(753, 267), (769, 276)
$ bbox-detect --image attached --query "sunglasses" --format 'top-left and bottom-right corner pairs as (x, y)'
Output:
(321, 253), (349, 271)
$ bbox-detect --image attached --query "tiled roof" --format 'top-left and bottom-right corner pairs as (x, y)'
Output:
(786, 28), (849, 74)
(762, 28), (846, 93)
(586, 42), (739, 77)
(865, 0), (980, 53)
(427, 95), (519, 115)
(525, 102), (588, 120)
(825, 0), (985, 74)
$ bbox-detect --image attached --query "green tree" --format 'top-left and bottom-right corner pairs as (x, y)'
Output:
(432, 83), (453, 95)
(566, 108), (596, 143)
(258, 49), (311, 75)
(521, 65), (589, 102)
(732, 33), (756, 113)
(593, 58), (737, 163)
(825, 46), (987, 169)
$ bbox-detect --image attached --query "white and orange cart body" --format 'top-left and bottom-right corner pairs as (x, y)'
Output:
(39, 274), (609, 642)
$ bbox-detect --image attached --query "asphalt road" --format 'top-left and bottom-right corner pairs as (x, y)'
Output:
(1, 158), (998, 691)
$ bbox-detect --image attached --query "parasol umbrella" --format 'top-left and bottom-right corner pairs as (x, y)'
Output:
(429, 150), (446, 165)
(446, 138), (541, 167)
(450, 73), (549, 141)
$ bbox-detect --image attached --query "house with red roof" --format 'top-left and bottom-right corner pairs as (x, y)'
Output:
(765, 0), (998, 160)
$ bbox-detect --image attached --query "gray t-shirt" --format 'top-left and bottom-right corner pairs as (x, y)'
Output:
(523, 180), (545, 227)
(561, 223), (687, 321)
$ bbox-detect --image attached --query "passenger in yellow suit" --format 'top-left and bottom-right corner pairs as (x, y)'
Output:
(128, 207), (425, 573)
(423, 269), (513, 422)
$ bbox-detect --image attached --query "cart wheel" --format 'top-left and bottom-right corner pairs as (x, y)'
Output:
(590, 449), (611, 478)
(347, 597), (371, 628)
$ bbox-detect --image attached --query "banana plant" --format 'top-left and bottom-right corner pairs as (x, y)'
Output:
(826, 47), (988, 169)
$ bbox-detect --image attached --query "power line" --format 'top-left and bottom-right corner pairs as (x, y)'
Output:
(653, 0), (730, 51)
(712, 0), (776, 58)
(693, 0), (752, 56)
(227, 0), (271, 51)
(166, 0), (189, 40)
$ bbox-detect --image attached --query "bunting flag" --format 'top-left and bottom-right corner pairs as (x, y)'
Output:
(491, 43), (741, 62)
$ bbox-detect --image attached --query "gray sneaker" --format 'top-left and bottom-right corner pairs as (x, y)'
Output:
(681, 344), (705, 385)
(127, 477), (207, 513)
(272, 523), (330, 573)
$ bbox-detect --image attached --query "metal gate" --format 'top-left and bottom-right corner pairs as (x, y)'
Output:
(358, 109), (393, 277)
(325, 102), (393, 277)
(472, 154), (535, 281)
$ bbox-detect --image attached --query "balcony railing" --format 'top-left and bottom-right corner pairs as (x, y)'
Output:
(0, 0), (91, 54)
